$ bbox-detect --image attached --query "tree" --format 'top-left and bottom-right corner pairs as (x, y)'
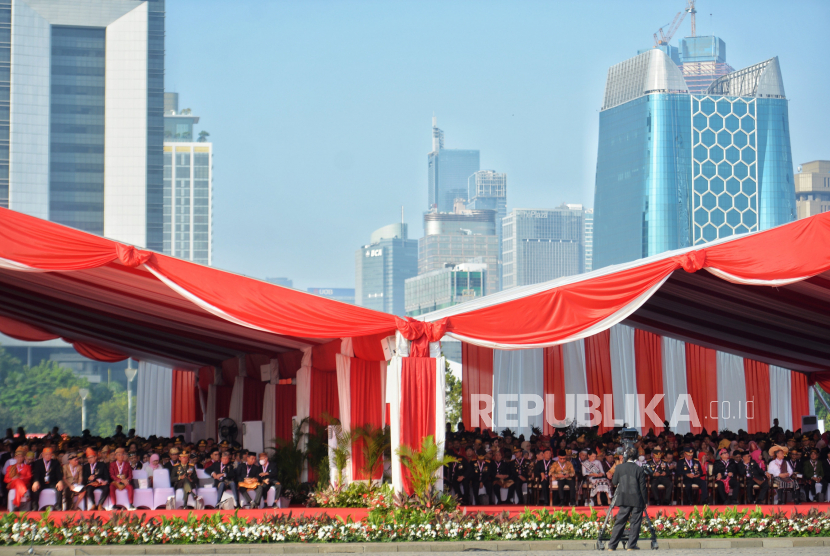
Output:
(198, 130), (210, 143)
(444, 359), (462, 431)
(816, 385), (830, 424)
(95, 389), (135, 437)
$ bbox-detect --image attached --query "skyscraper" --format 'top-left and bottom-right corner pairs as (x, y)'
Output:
(501, 205), (585, 290)
(593, 49), (796, 270)
(163, 92), (213, 265)
(466, 170), (506, 289)
(355, 222), (417, 316)
(678, 36), (734, 94)
(794, 161), (830, 219)
(427, 116), (479, 212)
(584, 208), (594, 273)
(419, 205), (500, 295)
(405, 262), (487, 317)
(4, 0), (165, 250)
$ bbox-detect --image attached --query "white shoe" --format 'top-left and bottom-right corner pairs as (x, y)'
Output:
(128, 505), (136, 511)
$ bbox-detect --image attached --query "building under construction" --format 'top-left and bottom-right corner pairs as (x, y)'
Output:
(643, 1), (735, 93)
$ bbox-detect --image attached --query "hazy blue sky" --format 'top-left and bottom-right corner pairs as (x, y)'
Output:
(165, 0), (830, 289)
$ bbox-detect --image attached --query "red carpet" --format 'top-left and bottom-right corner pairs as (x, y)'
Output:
(8, 503), (829, 523)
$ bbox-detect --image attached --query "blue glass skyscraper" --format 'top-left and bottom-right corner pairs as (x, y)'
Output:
(593, 50), (795, 270)
(427, 117), (480, 212)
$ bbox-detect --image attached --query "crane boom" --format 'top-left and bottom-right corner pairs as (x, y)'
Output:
(652, 0), (696, 47)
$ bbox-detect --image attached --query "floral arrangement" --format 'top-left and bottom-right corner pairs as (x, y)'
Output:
(2, 506), (830, 546)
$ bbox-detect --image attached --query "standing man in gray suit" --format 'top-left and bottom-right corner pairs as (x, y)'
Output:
(607, 448), (648, 551)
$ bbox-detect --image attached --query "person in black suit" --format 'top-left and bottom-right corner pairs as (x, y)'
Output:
(236, 452), (263, 508)
(678, 446), (708, 504)
(712, 449), (738, 504)
(737, 451), (769, 504)
(255, 452), (281, 508)
(30, 447), (64, 509)
(81, 447), (110, 511)
(206, 451), (239, 508)
(448, 448), (471, 503)
(490, 448), (517, 504)
(607, 448), (649, 551)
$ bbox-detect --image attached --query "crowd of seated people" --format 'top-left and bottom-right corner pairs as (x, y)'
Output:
(443, 419), (830, 507)
(0, 426), (281, 511)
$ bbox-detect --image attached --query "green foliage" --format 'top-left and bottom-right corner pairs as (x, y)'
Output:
(0, 345), (132, 436)
(816, 385), (829, 424)
(330, 426), (352, 489)
(395, 435), (457, 505)
(272, 417), (309, 491)
(444, 359), (462, 430)
(352, 423), (390, 484)
(311, 481), (390, 508)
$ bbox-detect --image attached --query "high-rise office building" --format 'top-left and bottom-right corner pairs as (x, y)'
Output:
(308, 288), (355, 305)
(4, 0), (165, 249)
(593, 49), (796, 270)
(355, 222), (417, 316)
(420, 205), (500, 295)
(584, 208), (594, 273)
(502, 205), (585, 290)
(405, 262), (487, 317)
(794, 161), (830, 219)
(466, 170), (506, 288)
(163, 92), (212, 265)
(427, 116), (479, 212)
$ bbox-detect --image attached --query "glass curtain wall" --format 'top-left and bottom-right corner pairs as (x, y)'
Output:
(0, 0), (9, 208)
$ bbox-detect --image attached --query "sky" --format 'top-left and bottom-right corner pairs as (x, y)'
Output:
(165, 0), (830, 290)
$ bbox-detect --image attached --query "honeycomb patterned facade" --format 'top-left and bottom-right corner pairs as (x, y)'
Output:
(691, 96), (758, 244)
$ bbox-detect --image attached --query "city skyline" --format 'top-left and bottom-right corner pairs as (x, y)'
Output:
(162, 2), (826, 288)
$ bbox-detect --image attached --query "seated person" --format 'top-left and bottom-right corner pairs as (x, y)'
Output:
(4, 447), (32, 511)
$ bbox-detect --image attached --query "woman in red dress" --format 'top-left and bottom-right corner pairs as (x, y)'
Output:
(4, 447), (33, 510)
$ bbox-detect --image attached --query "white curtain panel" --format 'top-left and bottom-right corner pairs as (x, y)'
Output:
(609, 324), (639, 429)
(262, 383), (276, 452)
(769, 366), (792, 431)
(335, 354), (352, 483)
(562, 339), (590, 426)
(380, 360), (388, 427)
(661, 337), (690, 435)
(227, 375), (244, 426)
(387, 356), (403, 493)
(716, 352), (747, 433)
(434, 357), (446, 492)
(340, 337), (354, 357)
(492, 348), (544, 437)
(295, 365), (312, 484)
(135, 361), (173, 438)
(206, 384), (217, 440)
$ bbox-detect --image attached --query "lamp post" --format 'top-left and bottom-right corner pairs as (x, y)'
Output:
(125, 362), (137, 434)
(79, 388), (89, 432)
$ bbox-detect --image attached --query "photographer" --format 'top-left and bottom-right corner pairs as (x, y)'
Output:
(607, 447), (648, 551)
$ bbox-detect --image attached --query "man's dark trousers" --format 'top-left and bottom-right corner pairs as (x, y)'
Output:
(608, 505), (643, 550)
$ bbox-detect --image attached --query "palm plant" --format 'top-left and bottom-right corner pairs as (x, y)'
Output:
(272, 416), (309, 490)
(353, 424), (391, 486)
(330, 427), (353, 489)
(396, 435), (457, 504)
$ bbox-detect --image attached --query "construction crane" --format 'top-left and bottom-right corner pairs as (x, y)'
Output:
(653, 0), (696, 47)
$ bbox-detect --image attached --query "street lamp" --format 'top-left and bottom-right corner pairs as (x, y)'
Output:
(79, 388), (89, 432)
(125, 361), (137, 434)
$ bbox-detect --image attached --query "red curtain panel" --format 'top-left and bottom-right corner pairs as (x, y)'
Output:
(791, 371), (811, 431)
(215, 385), (233, 421)
(685, 344), (718, 434)
(170, 369), (196, 435)
(584, 330), (614, 433)
(543, 345), (566, 433)
(461, 342), (493, 430)
(312, 339), (341, 371)
(400, 357), (437, 495)
(350, 358), (384, 480)
(241, 376), (265, 423)
(352, 332), (389, 361)
(276, 350), (304, 380)
(309, 368), (340, 425)
(274, 383), (296, 444)
(634, 329), (665, 433)
(0, 314), (58, 341)
(743, 359), (770, 434)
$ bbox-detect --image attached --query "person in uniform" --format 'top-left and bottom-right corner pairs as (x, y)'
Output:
(128, 451), (142, 471)
(207, 451), (239, 508)
(471, 449), (493, 505)
(513, 448), (533, 505)
(31, 446), (63, 510)
(803, 448), (824, 502)
(550, 449), (576, 506)
(490, 448), (517, 504)
(712, 448), (738, 504)
(448, 449), (470, 503)
(62, 452), (84, 511)
(81, 447), (109, 510)
(172, 450), (198, 508)
(679, 446), (708, 504)
(236, 452), (263, 508)
(645, 448), (672, 505)
(109, 447), (135, 510)
(737, 450), (769, 504)
(164, 447), (181, 473)
(534, 448), (555, 505)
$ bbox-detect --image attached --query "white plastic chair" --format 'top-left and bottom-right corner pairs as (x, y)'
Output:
(37, 488), (58, 510)
(263, 485), (277, 508)
(151, 468), (175, 509)
(113, 488), (132, 509)
(78, 489), (106, 511)
(195, 469), (218, 508)
(132, 469), (154, 509)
